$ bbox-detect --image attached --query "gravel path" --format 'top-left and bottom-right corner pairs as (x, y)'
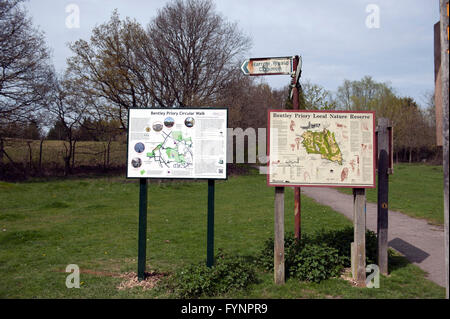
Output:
(301, 187), (445, 287)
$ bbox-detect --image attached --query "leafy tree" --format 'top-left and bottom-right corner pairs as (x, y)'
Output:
(284, 80), (335, 110)
(335, 76), (391, 111)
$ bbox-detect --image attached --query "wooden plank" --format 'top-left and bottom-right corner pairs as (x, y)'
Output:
(377, 118), (389, 275)
(274, 186), (285, 285)
(353, 188), (366, 286)
(439, 0), (449, 299)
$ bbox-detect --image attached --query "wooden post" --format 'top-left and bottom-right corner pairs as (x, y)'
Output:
(274, 186), (285, 285)
(291, 55), (302, 241)
(439, 0), (449, 299)
(377, 118), (389, 275)
(352, 188), (366, 286)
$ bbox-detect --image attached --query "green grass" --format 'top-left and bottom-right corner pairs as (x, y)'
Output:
(0, 170), (445, 298)
(339, 163), (444, 225)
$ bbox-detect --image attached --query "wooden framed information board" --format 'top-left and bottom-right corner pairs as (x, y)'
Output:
(268, 110), (375, 188)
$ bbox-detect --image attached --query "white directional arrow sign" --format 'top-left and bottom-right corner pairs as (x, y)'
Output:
(241, 56), (294, 76)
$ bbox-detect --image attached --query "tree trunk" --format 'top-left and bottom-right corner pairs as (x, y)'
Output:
(63, 140), (73, 176)
(0, 138), (4, 163)
(103, 142), (107, 171)
(27, 141), (33, 171)
(106, 138), (111, 170)
(409, 147), (412, 163)
(39, 138), (44, 175)
(71, 140), (77, 169)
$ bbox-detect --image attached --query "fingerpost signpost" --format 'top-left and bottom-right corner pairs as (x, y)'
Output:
(241, 55), (302, 284)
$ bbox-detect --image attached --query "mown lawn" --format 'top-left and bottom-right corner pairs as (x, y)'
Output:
(0, 170), (445, 298)
(339, 163), (444, 225)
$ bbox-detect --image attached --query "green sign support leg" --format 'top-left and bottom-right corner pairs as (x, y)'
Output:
(207, 179), (215, 268)
(138, 178), (148, 281)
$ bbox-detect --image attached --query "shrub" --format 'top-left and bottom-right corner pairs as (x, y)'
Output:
(168, 251), (258, 298)
(256, 227), (379, 282)
(312, 227), (377, 266)
(289, 244), (345, 283)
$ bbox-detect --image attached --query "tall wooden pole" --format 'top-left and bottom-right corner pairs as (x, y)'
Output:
(439, 0), (449, 299)
(377, 118), (389, 275)
(274, 186), (285, 285)
(292, 55), (301, 240)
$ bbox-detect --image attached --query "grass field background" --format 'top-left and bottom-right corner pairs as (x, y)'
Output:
(0, 170), (445, 298)
(339, 163), (444, 225)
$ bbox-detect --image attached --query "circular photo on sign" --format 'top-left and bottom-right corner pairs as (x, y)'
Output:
(152, 121), (163, 132)
(131, 157), (142, 168)
(145, 126), (151, 133)
(134, 142), (145, 153)
(184, 117), (195, 128)
(164, 117), (175, 128)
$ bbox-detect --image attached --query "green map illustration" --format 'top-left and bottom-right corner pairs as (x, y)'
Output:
(301, 129), (343, 165)
(146, 131), (193, 168)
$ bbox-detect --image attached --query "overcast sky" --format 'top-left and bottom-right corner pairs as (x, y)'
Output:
(24, 0), (440, 108)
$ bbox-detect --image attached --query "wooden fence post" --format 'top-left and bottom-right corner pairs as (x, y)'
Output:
(439, 0), (449, 299)
(274, 186), (285, 285)
(352, 188), (366, 286)
(377, 118), (389, 275)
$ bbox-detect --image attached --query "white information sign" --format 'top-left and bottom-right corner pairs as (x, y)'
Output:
(127, 108), (227, 179)
(241, 57), (294, 76)
(268, 110), (375, 188)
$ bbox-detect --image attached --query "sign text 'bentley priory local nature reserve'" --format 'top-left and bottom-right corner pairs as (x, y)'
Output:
(268, 110), (375, 188)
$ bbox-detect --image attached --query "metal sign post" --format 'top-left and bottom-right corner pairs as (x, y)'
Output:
(137, 178), (148, 281)
(206, 179), (215, 268)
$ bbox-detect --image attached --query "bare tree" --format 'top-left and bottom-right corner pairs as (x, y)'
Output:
(0, 0), (53, 167)
(67, 12), (151, 129)
(46, 74), (89, 175)
(67, 0), (251, 126)
(141, 0), (251, 107)
(0, 0), (53, 127)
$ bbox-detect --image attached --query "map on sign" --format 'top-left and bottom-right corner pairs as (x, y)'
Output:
(146, 131), (193, 168)
(127, 108), (227, 179)
(268, 110), (375, 188)
(301, 129), (343, 165)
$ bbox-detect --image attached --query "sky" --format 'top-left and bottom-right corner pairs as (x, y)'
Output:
(24, 0), (441, 108)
